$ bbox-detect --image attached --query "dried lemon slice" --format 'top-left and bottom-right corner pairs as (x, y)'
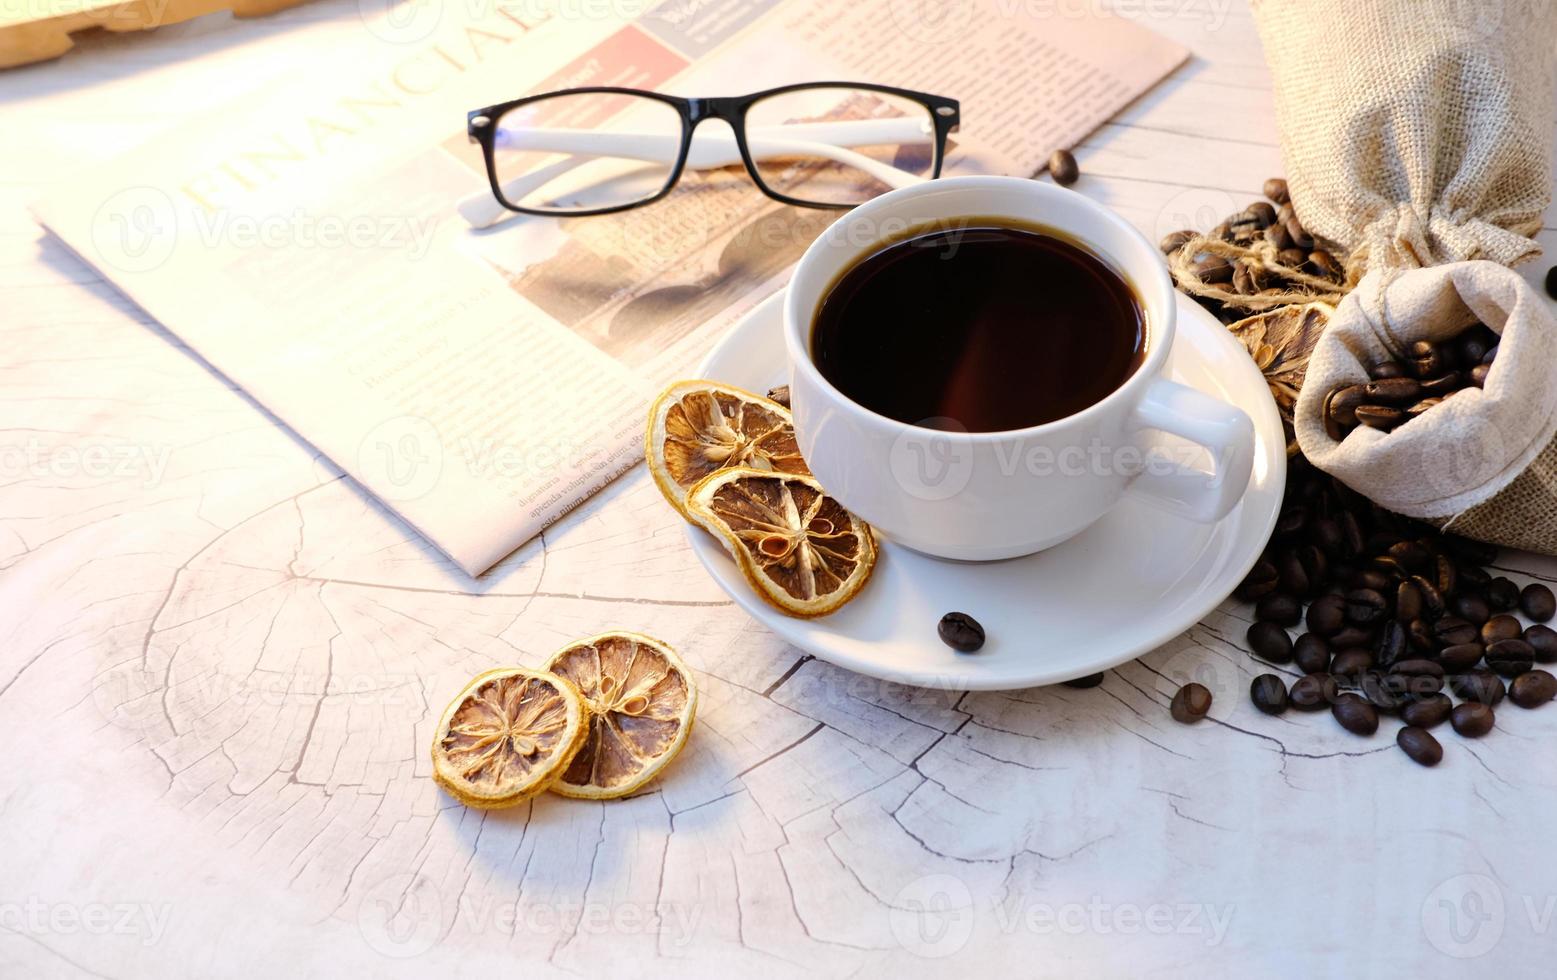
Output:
(687, 468), (876, 618)
(544, 632), (697, 799)
(431, 668), (587, 809)
(647, 380), (809, 519)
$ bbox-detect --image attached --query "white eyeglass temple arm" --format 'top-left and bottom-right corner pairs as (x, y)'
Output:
(456, 117), (933, 228)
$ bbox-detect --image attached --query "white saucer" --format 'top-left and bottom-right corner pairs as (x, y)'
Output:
(689, 291), (1285, 690)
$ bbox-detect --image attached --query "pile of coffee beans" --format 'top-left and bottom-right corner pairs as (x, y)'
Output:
(1233, 451), (1556, 765)
(1322, 324), (1498, 439)
(1160, 177), (1345, 317)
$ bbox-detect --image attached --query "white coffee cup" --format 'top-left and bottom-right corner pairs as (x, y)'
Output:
(783, 175), (1255, 561)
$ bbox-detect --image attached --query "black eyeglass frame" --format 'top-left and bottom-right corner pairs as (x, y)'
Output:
(466, 81), (960, 217)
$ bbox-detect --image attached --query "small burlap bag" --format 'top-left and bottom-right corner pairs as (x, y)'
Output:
(1251, 0), (1557, 552)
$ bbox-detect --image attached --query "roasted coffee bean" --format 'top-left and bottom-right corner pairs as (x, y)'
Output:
(1406, 341), (1441, 378)
(1338, 512), (1365, 555)
(765, 384), (791, 408)
(1481, 615), (1523, 645)
(1388, 673), (1444, 699)
(1326, 384), (1368, 425)
(1290, 672), (1337, 710)
(1330, 625), (1376, 649)
(1330, 649), (1374, 678)
(1247, 621), (1293, 663)
(1263, 177), (1290, 204)
(1486, 577), (1521, 611)
(1482, 343), (1499, 365)
(1370, 361), (1408, 381)
(1509, 670), (1557, 709)
(1285, 215), (1313, 248)
(1310, 516), (1344, 557)
(1356, 568), (1395, 593)
(1293, 633), (1332, 673)
(1546, 265), (1557, 300)
(1459, 563), (1491, 594)
(1245, 201), (1278, 227)
(1406, 618), (1437, 654)
(1469, 362), (1491, 387)
(1451, 593), (1490, 626)
(937, 612), (985, 652)
(1062, 672), (1106, 689)
(1397, 726), (1443, 766)
(1211, 219), (1233, 241)
(1434, 616), (1479, 647)
(1419, 373), (1462, 397)
(1388, 540), (1430, 575)
(1401, 694), (1453, 729)
(1235, 559), (1280, 600)
(1450, 670), (1506, 706)
(1266, 223), (1295, 251)
(1355, 405), (1403, 430)
(1525, 624), (1557, 663)
(1458, 332), (1491, 367)
(1332, 692), (1379, 735)
(1297, 546), (1328, 595)
(1376, 620), (1408, 668)
(1395, 580), (1423, 623)
(1256, 593), (1303, 627)
(1232, 262), (1260, 295)
(1391, 659), (1446, 679)
(1484, 638), (1535, 678)
(1191, 256), (1233, 284)
(1159, 229), (1196, 254)
(1306, 249), (1343, 279)
(1438, 642), (1485, 672)
(1432, 555), (1458, 597)
(1250, 674), (1289, 715)
(1304, 594), (1345, 636)
(1451, 702), (1495, 737)
(1274, 505), (1307, 537)
(1170, 682), (1212, 723)
(1410, 575), (1446, 619)
(1344, 588), (1388, 625)
(1521, 583), (1556, 622)
(1359, 671), (1404, 712)
(1048, 149), (1080, 185)
(1277, 552), (1310, 595)
(1365, 378), (1422, 405)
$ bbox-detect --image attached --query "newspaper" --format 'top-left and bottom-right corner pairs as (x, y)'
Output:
(34, 0), (1185, 575)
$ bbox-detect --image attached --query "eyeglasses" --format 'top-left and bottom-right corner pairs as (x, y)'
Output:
(460, 82), (959, 226)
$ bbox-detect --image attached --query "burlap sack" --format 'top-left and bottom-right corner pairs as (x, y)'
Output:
(1251, 0), (1557, 551)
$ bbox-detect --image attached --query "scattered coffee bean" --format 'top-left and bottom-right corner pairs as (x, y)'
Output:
(1235, 560), (1280, 600)
(1485, 639), (1536, 678)
(1160, 229), (1196, 255)
(1451, 592), (1490, 626)
(1410, 575), (1445, 619)
(1525, 624), (1557, 663)
(1247, 621), (1294, 663)
(1401, 694), (1452, 729)
(1332, 692), (1379, 735)
(1063, 672), (1105, 689)
(1246, 201), (1277, 227)
(1278, 246), (1307, 268)
(1395, 580), (1423, 623)
(1481, 615), (1523, 644)
(1375, 620), (1408, 668)
(1434, 616), (1479, 647)
(1306, 249), (1342, 279)
(1285, 215), (1313, 248)
(1450, 670), (1506, 706)
(1486, 577), (1521, 611)
(1438, 642), (1485, 672)
(1256, 593), (1303, 627)
(1397, 726), (1443, 766)
(1263, 177), (1290, 204)
(1192, 256), (1234, 284)
(937, 612), (985, 652)
(1304, 594), (1345, 635)
(1329, 625), (1376, 649)
(1344, 588), (1387, 625)
(1290, 672), (1337, 710)
(1509, 669), (1556, 709)
(1170, 682), (1213, 723)
(1293, 633), (1331, 674)
(1048, 149), (1079, 186)
(1250, 674), (1289, 715)
(1450, 702), (1495, 737)
(1521, 583), (1556, 622)
(1330, 649), (1374, 679)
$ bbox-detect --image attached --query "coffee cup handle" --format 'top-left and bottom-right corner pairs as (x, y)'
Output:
(1126, 377), (1256, 524)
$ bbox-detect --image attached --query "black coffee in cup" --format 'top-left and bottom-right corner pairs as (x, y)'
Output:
(810, 221), (1147, 432)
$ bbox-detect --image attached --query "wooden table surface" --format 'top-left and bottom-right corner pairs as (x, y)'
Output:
(4, 2), (1556, 976)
